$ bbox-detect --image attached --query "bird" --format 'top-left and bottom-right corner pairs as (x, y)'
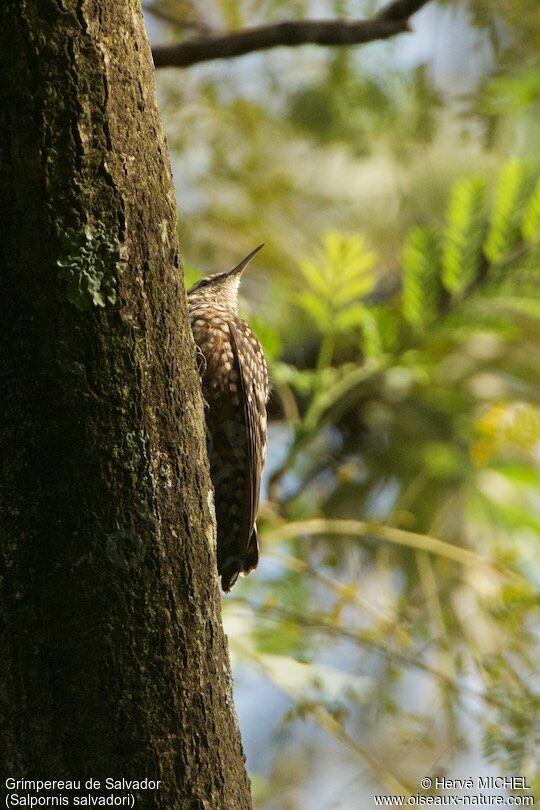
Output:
(187, 245), (268, 591)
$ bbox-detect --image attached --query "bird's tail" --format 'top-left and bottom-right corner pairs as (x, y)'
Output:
(219, 527), (259, 592)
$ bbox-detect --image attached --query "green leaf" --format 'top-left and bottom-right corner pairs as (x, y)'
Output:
(358, 308), (383, 357)
(333, 306), (382, 356)
(521, 176), (540, 244)
(333, 305), (368, 332)
(299, 258), (331, 298)
(370, 305), (399, 353)
(298, 232), (378, 339)
(402, 227), (441, 329)
(442, 177), (487, 294)
(484, 161), (535, 263)
(272, 362), (319, 395)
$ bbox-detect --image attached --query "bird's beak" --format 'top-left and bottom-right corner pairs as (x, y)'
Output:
(226, 244), (264, 277)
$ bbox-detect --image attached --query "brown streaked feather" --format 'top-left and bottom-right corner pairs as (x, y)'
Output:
(192, 315), (267, 591)
(228, 320), (268, 562)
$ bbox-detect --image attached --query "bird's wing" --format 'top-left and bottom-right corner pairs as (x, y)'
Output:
(228, 320), (268, 550)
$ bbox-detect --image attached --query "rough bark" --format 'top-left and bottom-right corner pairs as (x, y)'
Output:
(0, 1), (251, 808)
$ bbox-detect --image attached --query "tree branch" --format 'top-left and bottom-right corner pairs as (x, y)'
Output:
(151, 0), (434, 69)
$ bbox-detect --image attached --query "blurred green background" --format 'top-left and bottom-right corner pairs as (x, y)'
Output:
(146, 1), (539, 806)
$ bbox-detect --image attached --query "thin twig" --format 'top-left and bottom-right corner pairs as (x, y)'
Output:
(152, 0), (433, 69)
(262, 517), (492, 569)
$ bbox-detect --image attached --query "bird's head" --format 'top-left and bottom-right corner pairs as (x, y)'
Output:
(187, 244), (264, 312)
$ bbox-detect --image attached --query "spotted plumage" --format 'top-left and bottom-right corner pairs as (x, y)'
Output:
(187, 245), (268, 591)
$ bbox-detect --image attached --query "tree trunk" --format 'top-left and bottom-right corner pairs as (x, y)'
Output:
(0, 2), (251, 807)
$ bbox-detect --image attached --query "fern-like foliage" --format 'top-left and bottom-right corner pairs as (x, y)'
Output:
(399, 162), (540, 326)
(484, 160), (536, 263)
(285, 160), (540, 442)
(441, 177), (487, 294)
(521, 176), (540, 244)
(297, 232), (376, 333)
(401, 227), (441, 330)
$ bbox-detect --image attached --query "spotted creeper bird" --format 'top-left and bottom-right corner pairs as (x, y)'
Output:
(187, 245), (268, 591)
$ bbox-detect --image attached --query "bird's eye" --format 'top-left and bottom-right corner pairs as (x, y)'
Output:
(191, 278), (211, 291)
